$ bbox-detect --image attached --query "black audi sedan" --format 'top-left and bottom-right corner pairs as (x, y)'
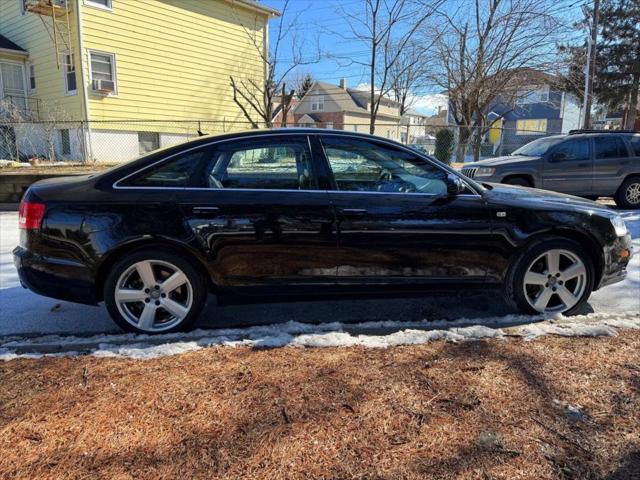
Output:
(14, 129), (633, 334)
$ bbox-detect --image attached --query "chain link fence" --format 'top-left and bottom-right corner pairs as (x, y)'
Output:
(0, 118), (562, 165)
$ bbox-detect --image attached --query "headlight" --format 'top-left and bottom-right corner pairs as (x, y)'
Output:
(610, 215), (628, 237)
(475, 167), (496, 177)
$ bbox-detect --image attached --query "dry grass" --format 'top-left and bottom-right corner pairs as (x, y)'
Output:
(1, 332), (639, 480)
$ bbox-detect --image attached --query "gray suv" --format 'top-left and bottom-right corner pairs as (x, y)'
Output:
(461, 131), (640, 208)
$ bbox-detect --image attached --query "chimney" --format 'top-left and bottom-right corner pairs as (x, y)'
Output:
(339, 78), (348, 90)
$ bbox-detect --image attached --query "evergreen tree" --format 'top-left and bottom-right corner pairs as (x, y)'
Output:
(296, 73), (314, 100)
(595, 0), (640, 128)
(561, 0), (640, 128)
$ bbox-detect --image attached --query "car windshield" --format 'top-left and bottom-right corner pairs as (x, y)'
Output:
(512, 137), (563, 156)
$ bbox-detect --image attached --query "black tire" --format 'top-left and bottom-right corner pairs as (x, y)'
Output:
(614, 176), (640, 209)
(504, 237), (595, 316)
(104, 249), (207, 334)
(503, 177), (531, 187)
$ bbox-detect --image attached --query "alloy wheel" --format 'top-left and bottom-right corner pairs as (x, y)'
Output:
(114, 260), (193, 332)
(625, 182), (640, 205)
(522, 249), (587, 313)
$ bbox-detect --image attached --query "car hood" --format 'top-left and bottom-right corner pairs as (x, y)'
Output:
(464, 155), (539, 168)
(481, 183), (612, 213)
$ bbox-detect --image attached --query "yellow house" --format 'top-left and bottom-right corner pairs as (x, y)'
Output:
(0, 0), (278, 161)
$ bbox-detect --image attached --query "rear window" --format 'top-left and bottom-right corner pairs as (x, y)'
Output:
(595, 137), (628, 159)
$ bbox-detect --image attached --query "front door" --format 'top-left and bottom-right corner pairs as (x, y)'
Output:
(316, 134), (497, 286)
(542, 137), (593, 194)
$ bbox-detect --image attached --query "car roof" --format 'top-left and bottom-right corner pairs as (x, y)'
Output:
(193, 127), (390, 144)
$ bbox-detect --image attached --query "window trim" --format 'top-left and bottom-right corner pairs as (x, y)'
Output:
(85, 0), (113, 11)
(19, 0), (26, 15)
(27, 61), (36, 92)
(310, 94), (324, 112)
(112, 132), (482, 196)
(62, 51), (77, 96)
(88, 49), (118, 96)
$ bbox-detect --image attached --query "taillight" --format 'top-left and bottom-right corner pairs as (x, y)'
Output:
(18, 201), (46, 230)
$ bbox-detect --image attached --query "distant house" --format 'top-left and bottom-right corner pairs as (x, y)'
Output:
(445, 69), (582, 155)
(0, 0), (279, 161)
(293, 79), (402, 140)
(400, 109), (435, 144)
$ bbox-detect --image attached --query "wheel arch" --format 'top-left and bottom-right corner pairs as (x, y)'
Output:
(94, 238), (215, 301)
(501, 173), (535, 187)
(514, 227), (604, 287)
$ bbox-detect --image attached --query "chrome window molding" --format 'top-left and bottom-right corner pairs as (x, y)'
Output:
(112, 131), (482, 197)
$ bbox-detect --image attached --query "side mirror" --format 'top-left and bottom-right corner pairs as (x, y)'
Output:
(446, 173), (466, 196)
(551, 151), (566, 162)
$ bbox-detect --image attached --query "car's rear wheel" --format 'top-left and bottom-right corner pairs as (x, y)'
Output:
(505, 237), (594, 316)
(615, 177), (640, 209)
(104, 250), (207, 334)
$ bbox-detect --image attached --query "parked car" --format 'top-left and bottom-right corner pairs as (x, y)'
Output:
(460, 131), (640, 208)
(14, 129), (633, 334)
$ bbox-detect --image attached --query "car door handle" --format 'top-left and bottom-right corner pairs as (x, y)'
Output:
(340, 208), (367, 216)
(192, 206), (220, 216)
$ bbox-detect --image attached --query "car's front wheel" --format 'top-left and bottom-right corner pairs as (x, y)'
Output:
(104, 250), (207, 334)
(505, 237), (594, 316)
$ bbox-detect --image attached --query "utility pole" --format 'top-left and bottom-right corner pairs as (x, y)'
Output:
(582, 0), (600, 129)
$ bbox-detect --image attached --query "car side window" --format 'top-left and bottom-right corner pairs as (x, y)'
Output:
(206, 137), (316, 190)
(595, 137), (629, 159)
(630, 135), (640, 156)
(125, 148), (213, 187)
(551, 139), (589, 161)
(320, 136), (448, 195)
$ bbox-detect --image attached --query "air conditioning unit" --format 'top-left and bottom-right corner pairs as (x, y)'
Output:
(92, 79), (115, 95)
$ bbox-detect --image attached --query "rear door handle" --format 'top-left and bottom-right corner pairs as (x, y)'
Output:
(340, 208), (367, 216)
(192, 206), (220, 216)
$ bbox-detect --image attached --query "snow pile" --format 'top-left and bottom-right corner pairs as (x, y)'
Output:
(1, 311), (638, 361)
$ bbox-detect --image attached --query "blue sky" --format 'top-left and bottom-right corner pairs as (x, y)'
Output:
(260, 0), (586, 115)
(263, 0), (375, 86)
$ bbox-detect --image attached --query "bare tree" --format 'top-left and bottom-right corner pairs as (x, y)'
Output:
(337, 0), (443, 134)
(230, 0), (319, 129)
(428, 0), (564, 160)
(388, 42), (431, 117)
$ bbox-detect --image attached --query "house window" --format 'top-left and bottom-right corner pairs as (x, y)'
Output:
(89, 51), (117, 95)
(63, 52), (77, 94)
(516, 86), (550, 105)
(27, 63), (36, 91)
(516, 119), (547, 135)
(311, 94), (324, 112)
(86, 0), (112, 9)
(19, 0), (26, 15)
(60, 129), (71, 155)
(138, 132), (160, 154)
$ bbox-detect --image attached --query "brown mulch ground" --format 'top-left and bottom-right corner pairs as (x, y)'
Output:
(1, 332), (639, 480)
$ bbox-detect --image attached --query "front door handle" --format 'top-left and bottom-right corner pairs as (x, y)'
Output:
(192, 206), (220, 216)
(340, 208), (367, 217)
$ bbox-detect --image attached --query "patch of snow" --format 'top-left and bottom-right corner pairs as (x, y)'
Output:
(1, 312), (638, 361)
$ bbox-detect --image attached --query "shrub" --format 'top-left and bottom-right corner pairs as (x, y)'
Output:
(434, 129), (454, 164)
